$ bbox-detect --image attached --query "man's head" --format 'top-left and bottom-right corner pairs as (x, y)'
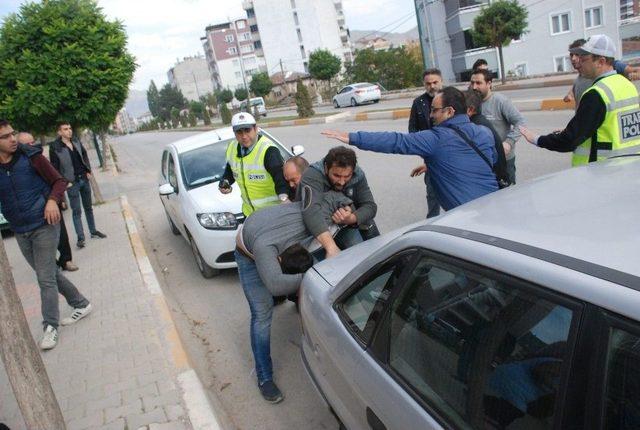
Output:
(283, 155), (309, 189)
(568, 38), (587, 73)
(430, 87), (466, 125)
(464, 90), (483, 117)
(472, 58), (489, 71)
(278, 243), (313, 274)
(569, 35), (616, 80)
(469, 69), (493, 99)
(57, 121), (73, 140)
(423, 68), (443, 97)
(323, 146), (357, 191)
(231, 112), (258, 148)
(16, 132), (36, 145)
(0, 119), (17, 156)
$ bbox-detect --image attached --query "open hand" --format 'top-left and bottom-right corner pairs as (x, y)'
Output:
(44, 199), (61, 225)
(410, 164), (427, 177)
(321, 130), (350, 144)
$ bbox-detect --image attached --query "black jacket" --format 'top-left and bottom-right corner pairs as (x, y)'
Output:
(408, 92), (434, 132)
(49, 137), (92, 182)
(470, 113), (509, 184)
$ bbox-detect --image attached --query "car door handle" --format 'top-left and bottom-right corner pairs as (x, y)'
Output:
(366, 407), (386, 430)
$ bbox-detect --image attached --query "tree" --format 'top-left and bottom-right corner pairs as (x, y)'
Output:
(345, 47), (422, 90)
(170, 107), (180, 128)
(0, 0), (136, 135)
(234, 88), (248, 102)
(220, 103), (232, 125)
(201, 92), (217, 110)
(147, 80), (160, 118)
(472, 0), (528, 84)
(249, 72), (273, 98)
(188, 100), (205, 119)
(158, 84), (187, 121)
(295, 79), (314, 118)
(309, 49), (341, 83)
(187, 112), (197, 127)
(203, 108), (211, 126)
(218, 88), (234, 104)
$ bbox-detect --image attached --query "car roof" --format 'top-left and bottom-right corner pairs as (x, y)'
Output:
(422, 156), (640, 280)
(168, 126), (276, 154)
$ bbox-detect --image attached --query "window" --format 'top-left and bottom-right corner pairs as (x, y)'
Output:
(293, 11), (299, 26)
(232, 59), (239, 67)
(246, 8), (255, 18)
(225, 34), (234, 43)
(236, 20), (245, 29)
(514, 62), (528, 77)
(253, 40), (262, 50)
(242, 32), (252, 41)
(585, 6), (603, 29)
(167, 155), (177, 190)
(250, 24), (258, 33)
(290, 0), (296, 8)
(603, 323), (640, 429)
(235, 71), (241, 78)
(241, 44), (253, 53)
(554, 55), (572, 72)
(227, 47), (238, 55)
(463, 29), (483, 50)
(297, 28), (303, 43)
(550, 12), (571, 35)
(388, 254), (578, 429)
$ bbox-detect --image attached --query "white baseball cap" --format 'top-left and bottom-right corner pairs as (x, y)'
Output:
(569, 34), (616, 58)
(231, 112), (256, 131)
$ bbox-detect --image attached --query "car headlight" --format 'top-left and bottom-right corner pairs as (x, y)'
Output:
(197, 212), (238, 230)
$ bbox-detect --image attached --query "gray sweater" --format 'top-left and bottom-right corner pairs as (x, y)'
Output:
(481, 92), (525, 160)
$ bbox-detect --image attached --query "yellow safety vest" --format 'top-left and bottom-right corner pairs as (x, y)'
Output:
(572, 73), (640, 166)
(225, 135), (279, 216)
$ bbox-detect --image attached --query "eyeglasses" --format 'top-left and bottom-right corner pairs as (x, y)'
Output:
(430, 106), (447, 113)
(0, 130), (17, 140)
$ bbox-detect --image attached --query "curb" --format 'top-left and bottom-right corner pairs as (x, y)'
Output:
(120, 195), (229, 430)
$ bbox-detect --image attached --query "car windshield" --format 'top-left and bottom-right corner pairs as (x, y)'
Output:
(250, 99), (264, 106)
(179, 139), (231, 189)
(354, 83), (373, 88)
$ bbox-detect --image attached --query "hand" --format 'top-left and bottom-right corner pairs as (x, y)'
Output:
(44, 199), (61, 224)
(410, 164), (427, 177)
(86, 172), (92, 179)
(562, 94), (571, 103)
(331, 206), (356, 225)
(219, 186), (232, 194)
(321, 130), (350, 144)
(518, 126), (538, 145)
(325, 244), (341, 259)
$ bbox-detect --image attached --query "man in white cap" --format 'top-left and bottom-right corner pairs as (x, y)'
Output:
(520, 34), (640, 166)
(219, 112), (289, 216)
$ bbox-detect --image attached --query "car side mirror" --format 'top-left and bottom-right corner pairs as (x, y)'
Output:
(159, 183), (175, 195)
(291, 145), (305, 156)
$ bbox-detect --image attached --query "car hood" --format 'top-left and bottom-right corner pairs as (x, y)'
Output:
(186, 182), (242, 214)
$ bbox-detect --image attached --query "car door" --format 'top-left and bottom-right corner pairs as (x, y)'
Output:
(164, 150), (183, 232)
(339, 86), (352, 106)
(349, 249), (583, 430)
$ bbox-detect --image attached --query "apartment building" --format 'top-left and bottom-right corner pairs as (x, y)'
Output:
(242, 0), (352, 75)
(620, 0), (640, 62)
(416, 0), (622, 82)
(201, 19), (267, 91)
(167, 55), (214, 102)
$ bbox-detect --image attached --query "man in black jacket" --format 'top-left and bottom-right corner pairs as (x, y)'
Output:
(408, 68), (443, 218)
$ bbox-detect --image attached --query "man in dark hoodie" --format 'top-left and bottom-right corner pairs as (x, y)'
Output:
(298, 146), (378, 258)
(0, 120), (92, 351)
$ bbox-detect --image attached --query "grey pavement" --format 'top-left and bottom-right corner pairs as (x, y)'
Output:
(0, 163), (197, 429)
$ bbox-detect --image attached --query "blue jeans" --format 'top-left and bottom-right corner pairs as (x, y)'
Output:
(15, 223), (89, 329)
(67, 176), (96, 241)
(235, 250), (274, 385)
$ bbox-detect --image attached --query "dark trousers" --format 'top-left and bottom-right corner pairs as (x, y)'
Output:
(57, 213), (72, 267)
(425, 170), (441, 219)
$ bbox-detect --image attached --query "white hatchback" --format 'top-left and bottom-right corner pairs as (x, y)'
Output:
(158, 127), (301, 278)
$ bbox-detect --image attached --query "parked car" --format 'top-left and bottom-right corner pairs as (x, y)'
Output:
(333, 83), (381, 108)
(158, 127), (303, 278)
(240, 97), (267, 117)
(300, 156), (640, 430)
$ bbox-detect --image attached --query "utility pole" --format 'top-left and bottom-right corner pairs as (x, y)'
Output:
(280, 58), (285, 77)
(0, 240), (66, 429)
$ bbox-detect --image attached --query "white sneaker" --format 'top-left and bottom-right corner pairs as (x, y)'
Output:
(40, 325), (58, 350)
(61, 303), (93, 326)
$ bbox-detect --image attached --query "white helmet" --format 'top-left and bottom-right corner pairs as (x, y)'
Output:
(231, 112), (256, 131)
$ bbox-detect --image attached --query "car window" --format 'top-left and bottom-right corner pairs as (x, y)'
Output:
(354, 83), (373, 88)
(161, 150), (169, 179)
(603, 323), (640, 429)
(168, 154), (178, 190)
(179, 140), (231, 189)
(340, 87), (351, 94)
(259, 131), (290, 161)
(336, 251), (416, 345)
(388, 254), (578, 429)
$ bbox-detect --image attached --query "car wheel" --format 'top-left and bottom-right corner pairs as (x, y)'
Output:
(189, 235), (218, 278)
(373, 99), (380, 103)
(165, 210), (180, 235)
(350, 97), (357, 107)
(333, 100), (339, 109)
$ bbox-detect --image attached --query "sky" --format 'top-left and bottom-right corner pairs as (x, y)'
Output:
(0, 0), (417, 92)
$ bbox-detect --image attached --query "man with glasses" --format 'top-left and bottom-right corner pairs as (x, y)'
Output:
(520, 35), (640, 166)
(219, 112), (289, 216)
(0, 120), (91, 350)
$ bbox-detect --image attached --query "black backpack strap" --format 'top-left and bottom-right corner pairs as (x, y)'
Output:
(450, 126), (495, 172)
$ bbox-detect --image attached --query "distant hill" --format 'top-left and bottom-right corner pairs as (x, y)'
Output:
(124, 89), (149, 118)
(350, 26), (419, 50)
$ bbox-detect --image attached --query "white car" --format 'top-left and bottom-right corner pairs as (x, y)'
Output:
(333, 82), (381, 108)
(158, 127), (303, 278)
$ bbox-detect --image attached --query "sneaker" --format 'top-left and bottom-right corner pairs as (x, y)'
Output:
(40, 325), (58, 350)
(91, 230), (107, 239)
(259, 380), (284, 404)
(76, 239), (85, 248)
(62, 261), (79, 271)
(61, 303), (93, 326)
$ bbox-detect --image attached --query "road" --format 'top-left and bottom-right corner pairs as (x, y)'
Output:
(110, 110), (573, 429)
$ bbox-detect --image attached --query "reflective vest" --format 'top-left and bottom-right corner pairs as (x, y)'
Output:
(225, 135), (279, 216)
(572, 73), (640, 166)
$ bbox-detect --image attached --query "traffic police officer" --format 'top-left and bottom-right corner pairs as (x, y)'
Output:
(219, 112), (289, 216)
(520, 35), (640, 164)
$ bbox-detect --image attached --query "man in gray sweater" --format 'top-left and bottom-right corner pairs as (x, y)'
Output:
(470, 69), (525, 184)
(235, 190), (352, 403)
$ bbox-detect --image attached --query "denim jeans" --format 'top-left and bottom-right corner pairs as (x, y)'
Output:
(15, 223), (89, 329)
(67, 176), (96, 241)
(235, 250), (274, 385)
(506, 157), (517, 185)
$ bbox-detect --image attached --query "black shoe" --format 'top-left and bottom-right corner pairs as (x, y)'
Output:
(91, 230), (107, 238)
(76, 239), (85, 248)
(259, 380), (284, 404)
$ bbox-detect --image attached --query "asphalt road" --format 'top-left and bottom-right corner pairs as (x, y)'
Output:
(111, 110), (573, 430)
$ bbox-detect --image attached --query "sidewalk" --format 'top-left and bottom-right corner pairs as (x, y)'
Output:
(0, 165), (223, 429)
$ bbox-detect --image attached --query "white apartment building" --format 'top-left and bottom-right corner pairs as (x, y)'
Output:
(167, 55), (215, 102)
(201, 19), (268, 91)
(242, 0), (352, 75)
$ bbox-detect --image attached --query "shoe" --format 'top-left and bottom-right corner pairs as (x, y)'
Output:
(62, 261), (79, 271)
(91, 230), (107, 238)
(76, 239), (85, 248)
(61, 303), (92, 326)
(40, 325), (58, 350)
(259, 380), (284, 404)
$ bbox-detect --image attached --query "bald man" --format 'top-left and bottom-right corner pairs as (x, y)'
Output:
(17, 132), (78, 271)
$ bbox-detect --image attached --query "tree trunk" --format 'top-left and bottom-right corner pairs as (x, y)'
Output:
(498, 44), (506, 85)
(0, 240), (67, 429)
(100, 132), (113, 172)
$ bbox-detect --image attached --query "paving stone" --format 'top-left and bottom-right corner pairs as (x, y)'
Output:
(105, 399), (143, 423)
(67, 412), (104, 430)
(164, 404), (186, 421)
(141, 390), (181, 411)
(122, 382), (159, 405)
(87, 391), (122, 413)
(149, 421), (187, 430)
(95, 418), (126, 430)
(126, 407), (167, 429)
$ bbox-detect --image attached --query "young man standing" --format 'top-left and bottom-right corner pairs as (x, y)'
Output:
(0, 120), (92, 350)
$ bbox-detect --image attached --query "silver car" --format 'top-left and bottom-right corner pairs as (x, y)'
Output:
(300, 157), (640, 430)
(333, 83), (381, 108)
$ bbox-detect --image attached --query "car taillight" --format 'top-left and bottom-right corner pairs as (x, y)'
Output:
(355, 90), (364, 94)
